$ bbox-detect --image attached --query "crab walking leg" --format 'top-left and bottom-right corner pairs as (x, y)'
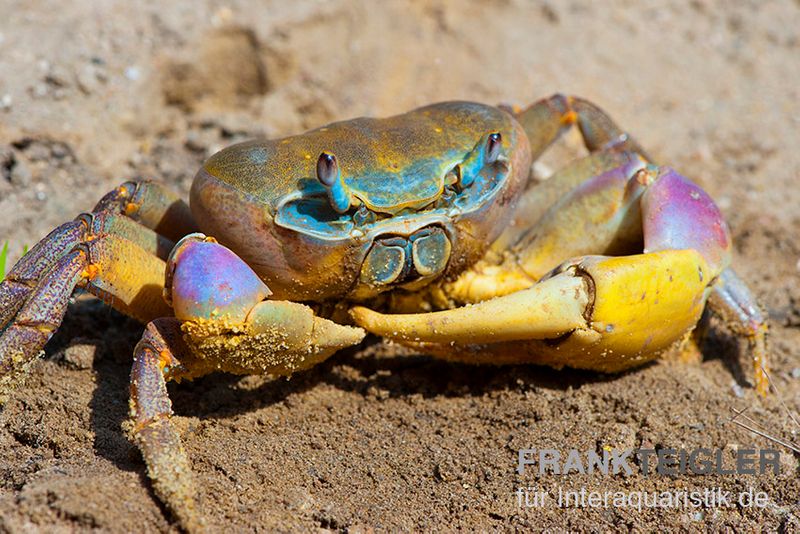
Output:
(0, 248), (88, 403)
(483, 93), (654, 271)
(708, 269), (769, 394)
(512, 159), (651, 278)
(514, 94), (650, 162)
(81, 232), (173, 323)
(0, 217), (88, 329)
(127, 318), (202, 531)
(93, 180), (197, 242)
(0, 212), (173, 330)
(0, 180), (191, 329)
(490, 150), (645, 255)
(0, 234), (172, 402)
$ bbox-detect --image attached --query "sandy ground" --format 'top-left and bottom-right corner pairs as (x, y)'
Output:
(0, 0), (798, 531)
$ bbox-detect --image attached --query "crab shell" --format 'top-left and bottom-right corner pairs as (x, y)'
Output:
(190, 102), (532, 301)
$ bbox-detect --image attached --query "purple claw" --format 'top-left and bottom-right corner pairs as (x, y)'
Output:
(167, 234), (271, 323)
(642, 167), (732, 274)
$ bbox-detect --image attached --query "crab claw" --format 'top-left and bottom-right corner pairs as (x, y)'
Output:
(165, 234), (364, 377)
(165, 233), (271, 323)
(352, 274), (589, 344)
(352, 164), (768, 393)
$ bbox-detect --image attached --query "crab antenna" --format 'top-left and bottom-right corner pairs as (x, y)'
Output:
(316, 152), (351, 214)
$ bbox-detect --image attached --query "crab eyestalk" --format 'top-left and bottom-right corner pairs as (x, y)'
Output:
(316, 152), (352, 214)
(451, 132), (503, 190)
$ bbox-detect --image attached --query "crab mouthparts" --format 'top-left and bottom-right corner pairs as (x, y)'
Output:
(360, 226), (452, 287)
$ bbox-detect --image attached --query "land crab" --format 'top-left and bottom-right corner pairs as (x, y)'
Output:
(0, 95), (769, 529)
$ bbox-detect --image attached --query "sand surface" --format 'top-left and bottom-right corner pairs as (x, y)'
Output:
(0, 0), (798, 531)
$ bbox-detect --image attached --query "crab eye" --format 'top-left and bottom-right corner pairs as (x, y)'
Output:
(316, 152), (339, 186)
(486, 132), (502, 164)
(316, 151), (351, 214)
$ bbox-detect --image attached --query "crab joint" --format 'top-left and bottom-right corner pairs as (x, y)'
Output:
(124, 202), (141, 216)
(560, 109), (578, 126)
(81, 263), (102, 280)
(157, 349), (176, 373)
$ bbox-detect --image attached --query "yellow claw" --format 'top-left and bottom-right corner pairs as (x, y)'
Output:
(352, 249), (714, 375)
(578, 250), (712, 363)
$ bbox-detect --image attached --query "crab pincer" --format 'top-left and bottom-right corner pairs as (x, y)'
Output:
(352, 164), (769, 394)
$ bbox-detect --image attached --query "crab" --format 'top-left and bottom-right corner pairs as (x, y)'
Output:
(0, 95), (768, 530)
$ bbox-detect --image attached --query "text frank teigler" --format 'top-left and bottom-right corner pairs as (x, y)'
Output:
(514, 447), (780, 510)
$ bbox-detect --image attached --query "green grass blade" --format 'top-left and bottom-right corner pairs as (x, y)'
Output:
(0, 241), (8, 282)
